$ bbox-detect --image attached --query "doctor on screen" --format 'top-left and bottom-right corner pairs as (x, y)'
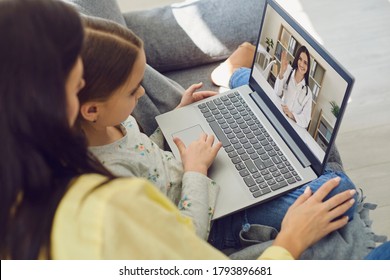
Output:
(274, 46), (312, 128)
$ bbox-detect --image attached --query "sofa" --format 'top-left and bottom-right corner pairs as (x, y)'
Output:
(66, 0), (264, 135)
(65, 0), (385, 259)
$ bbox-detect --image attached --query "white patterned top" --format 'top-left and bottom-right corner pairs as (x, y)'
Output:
(89, 116), (219, 240)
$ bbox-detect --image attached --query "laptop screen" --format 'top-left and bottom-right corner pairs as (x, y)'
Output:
(249, 0), (354, 174)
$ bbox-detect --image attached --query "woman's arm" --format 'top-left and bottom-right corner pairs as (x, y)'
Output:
(291, 89), (312, 128)
(53, 174), (355, 259)
(274, 63), (291, 98)
(272, 177), (356, 259)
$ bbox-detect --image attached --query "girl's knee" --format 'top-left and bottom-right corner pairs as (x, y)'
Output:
(239, 42), (255, 49)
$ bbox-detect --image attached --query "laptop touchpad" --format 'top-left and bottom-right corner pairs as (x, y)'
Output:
(172, 125), (204, 147)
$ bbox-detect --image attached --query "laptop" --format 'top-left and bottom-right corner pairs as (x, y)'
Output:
(156, 0), (354, 220)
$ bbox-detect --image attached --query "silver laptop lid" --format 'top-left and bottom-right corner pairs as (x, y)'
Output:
(248, 0), (354, 175)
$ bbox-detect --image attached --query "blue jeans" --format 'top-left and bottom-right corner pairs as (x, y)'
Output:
(364, 241), (390, 260)
(208, 67), (357, 250)
(229, 67), (251, 89)
(208, 167), (357, 250)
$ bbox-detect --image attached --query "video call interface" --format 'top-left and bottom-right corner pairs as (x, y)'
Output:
(251, 4), (349, 161)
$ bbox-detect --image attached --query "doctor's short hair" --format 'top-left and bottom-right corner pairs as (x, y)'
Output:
(291, 46), (311, 86)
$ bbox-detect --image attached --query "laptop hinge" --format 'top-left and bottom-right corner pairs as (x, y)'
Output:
(250, 92), (311, 168)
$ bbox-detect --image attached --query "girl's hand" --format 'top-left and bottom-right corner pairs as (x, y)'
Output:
(176, 82), (217, 109)
(279, 51), (288, 79)
(173, 133), (222, 176)
(273, 177), (356, 259)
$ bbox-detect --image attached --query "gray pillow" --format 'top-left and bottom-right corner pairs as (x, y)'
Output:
(63, 0), (126, 25)
(123, 0), (265, 72)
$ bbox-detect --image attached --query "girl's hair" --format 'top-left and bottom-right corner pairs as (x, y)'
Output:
(291, 45), (311, 86)
(0, 0), (113, 259)
(77, 17), (144, 106)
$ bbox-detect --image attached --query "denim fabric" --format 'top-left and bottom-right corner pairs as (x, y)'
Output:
(229, 67), (251, 89)
(208, 169), (357, 250)
(364, 241), (390, 260)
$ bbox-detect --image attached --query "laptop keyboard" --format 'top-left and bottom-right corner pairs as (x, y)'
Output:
(198, 91), (301, 198)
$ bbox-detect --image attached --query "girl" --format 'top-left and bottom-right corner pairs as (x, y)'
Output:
(77, 19), (358, 251)
(77, 17), (221, 239)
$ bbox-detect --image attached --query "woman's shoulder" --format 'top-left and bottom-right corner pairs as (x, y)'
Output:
(54, 174), (163, 226)
(51, 174), (186, 259)
(65, 174), (160, 200)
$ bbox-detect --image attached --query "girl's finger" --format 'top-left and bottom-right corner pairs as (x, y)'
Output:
(206, 134), (215, 145)
(173, 137), (186, 154)
(199, 133), (207, 142)
(211, 141), (223, 156)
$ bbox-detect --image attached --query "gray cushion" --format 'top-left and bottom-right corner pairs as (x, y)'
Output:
(63, 0), (126, 25)
(132, 64), (183, 134)
(164, 61), (221, 92)
(123, 0), (265, 72)
(65, 0), (265, 133)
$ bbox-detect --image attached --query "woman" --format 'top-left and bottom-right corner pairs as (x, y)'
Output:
(274, 47), (313, 128)
(0, 0), (355, 260)
(211, 43), (312, 128)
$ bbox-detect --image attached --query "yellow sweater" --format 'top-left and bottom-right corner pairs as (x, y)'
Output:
(51, 174), (293, 260)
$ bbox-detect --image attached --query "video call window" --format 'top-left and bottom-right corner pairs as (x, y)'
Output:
(251, 4), (349, 162)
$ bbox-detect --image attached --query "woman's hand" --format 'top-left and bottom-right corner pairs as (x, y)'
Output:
(273, 177), (356, 259)
(173, 133), (222, 176)
(176, 82), (217, 109)
(281, 104), (295, 121)
(279, 51), (288, 79)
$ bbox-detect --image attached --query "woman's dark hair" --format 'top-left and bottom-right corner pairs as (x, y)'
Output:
(291, 45), (311, 86)
(0, 0), (113, 259)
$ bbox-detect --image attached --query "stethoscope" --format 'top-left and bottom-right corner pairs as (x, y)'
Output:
(282, 69), (309, 106)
